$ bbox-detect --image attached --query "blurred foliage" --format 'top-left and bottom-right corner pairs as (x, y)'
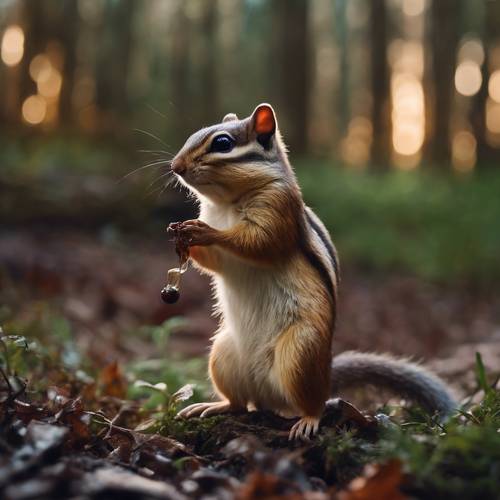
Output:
(2, 136), (500, 286)
(0, 307), (208, 410)
(298, 161), (500, 287)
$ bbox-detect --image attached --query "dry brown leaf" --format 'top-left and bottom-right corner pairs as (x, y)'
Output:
(337, 460), (407, 500)
(99, 361), (127, 399)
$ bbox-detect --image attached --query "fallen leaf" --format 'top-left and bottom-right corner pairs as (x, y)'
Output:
(99, 362), (127, 399)
(337, 460), (407, 500)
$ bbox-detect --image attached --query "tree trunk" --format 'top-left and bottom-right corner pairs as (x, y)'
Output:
(169, 0), (191, 142)
(470, 0), (500, 165)
(95, 0), (136, 131)
(271, 0), (311, 155)
(425, 0), (459, 166)
(58, 0), (79, 125)
(333, 0), (349, 139)
(198, 0), (218, 126)
(369, 0), (391, 168)
(19, 0), (46, 107)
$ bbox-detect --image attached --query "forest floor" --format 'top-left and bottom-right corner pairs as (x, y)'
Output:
(1, 228), (500, 499)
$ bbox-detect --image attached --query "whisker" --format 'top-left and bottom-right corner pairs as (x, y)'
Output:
(118, 159), (171, 183)
(147, 171), (172, 191)
(138, 149), (172, 156)
(148, 174), (176, 198)
(147, 104), (168, 120)
(133, 128), (171, 150)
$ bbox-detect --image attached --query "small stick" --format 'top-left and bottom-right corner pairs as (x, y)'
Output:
(161, 223), (190, 304)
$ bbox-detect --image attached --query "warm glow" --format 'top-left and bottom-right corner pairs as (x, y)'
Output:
(393, 124), (424, 156)
(29, 54), (52, 82)
(78, 104), (98, 131)
(22, 95), (47, 125)
(452, 131), (476, 172)
(455, 61), (482, 97)
(486, 98), (500, 134)
(1, 25), (24, 66)
(488, 70), (500, 104)
(44, 99), (59, 125)
(389, 40), (424, 77)
(72, 76), (95, 109)
(340, 117), (372, 168)
(391, 73), (425, 157)
(393, 153), (421, 170)
(37, 68), (62, 98)
(458, 38), (485, 66)
(402, 0), (426, 17)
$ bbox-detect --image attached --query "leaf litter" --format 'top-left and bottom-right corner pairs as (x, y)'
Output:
(1, 230), (500, 498)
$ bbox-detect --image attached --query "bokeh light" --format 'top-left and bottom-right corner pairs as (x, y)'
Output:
(389, 40), (424, 78)
(402, 0), (426, 17)
(458, 37), (485, 66)
(452, 131), (476, 172)
(486, 98), (500, 134)
(22, 95), (47, 125)
(340, 116), (372, 168)
(29, 54), (52, 82)
(455, 61), (482, 97)
(1, 25), (24, 66)
(37, 68), (62, 98)
(391, 73), (425, 157)
(488, 70), (500, 104)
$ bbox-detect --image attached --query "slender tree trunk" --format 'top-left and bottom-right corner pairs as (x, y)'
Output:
(198, 0), (218, 125)
(333, 0), (349, 139)
(19, 0), (46, 106)
(58, 0), (79, 125)
(470, 0), (500, 165)
(369, 0), (391, 168)
(272, 0), (311, 155)
(425, 0), (459, 166)
(169, 0), (191, 142)
(95, 0), (136, 130)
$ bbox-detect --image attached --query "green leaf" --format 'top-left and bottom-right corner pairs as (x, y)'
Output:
(475, 352), (490, 394)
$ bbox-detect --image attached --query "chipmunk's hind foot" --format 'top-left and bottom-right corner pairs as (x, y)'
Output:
(177, 400), (236, 419)
(289, 416), (320, 441)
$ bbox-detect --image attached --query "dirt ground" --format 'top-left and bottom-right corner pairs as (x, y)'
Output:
(1, 228), (500, 499)
(1, 228), (499, 394)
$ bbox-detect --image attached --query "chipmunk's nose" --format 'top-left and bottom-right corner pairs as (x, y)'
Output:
(171, 157), (186, 176)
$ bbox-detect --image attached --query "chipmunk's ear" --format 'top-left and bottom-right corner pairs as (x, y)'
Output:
(222, 112), (238, 123)
(250, 103), (276, 148)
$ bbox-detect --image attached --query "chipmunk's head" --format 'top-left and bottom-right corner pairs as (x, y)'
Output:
(171, 103), (292, 203)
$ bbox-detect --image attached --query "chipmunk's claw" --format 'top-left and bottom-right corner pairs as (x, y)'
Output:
(177, 401), (234, 419)
(289, 416), (320, 441)
(178, 219), (218, 246)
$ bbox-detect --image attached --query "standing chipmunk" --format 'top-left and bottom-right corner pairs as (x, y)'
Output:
(170, 104), (456, 440)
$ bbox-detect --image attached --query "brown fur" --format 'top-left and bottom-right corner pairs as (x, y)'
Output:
(214, 184), (303, 265)
(189, 246), (221, 273)
(208, 334), (247, 408)
(273, 256), (334, 417)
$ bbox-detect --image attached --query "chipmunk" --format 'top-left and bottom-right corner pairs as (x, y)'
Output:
(169, 104), (457, 440)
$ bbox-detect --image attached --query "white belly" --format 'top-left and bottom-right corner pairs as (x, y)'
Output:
(200, 202), (297, 345)
(199, 202), (299, 411)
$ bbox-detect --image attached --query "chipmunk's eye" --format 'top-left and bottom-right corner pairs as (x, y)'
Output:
(210, 134), (235, 153)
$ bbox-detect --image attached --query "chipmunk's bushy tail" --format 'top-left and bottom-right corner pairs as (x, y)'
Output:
(331, 351), (457, 416)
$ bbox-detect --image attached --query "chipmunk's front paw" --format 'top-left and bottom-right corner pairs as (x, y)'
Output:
(289, 416), (320, 441)
(177, 400), (235, 419)
(179, 219), (219, 246)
